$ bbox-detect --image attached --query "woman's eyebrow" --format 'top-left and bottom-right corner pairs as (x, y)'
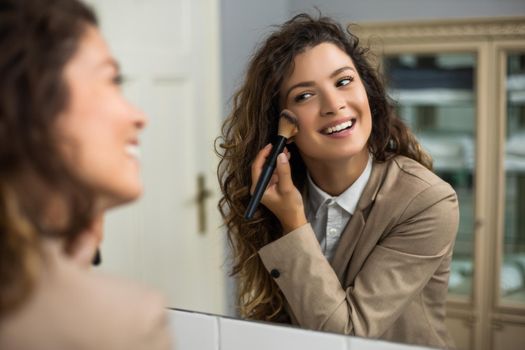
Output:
(330, 66), (356, 78)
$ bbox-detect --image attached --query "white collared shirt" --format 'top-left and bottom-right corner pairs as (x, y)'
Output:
(304, 155), (373, 261)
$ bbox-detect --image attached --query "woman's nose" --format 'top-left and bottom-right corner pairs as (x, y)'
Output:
(320, 90), (345, 116)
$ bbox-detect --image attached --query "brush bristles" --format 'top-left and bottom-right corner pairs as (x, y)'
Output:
(278, 109), (299, 139)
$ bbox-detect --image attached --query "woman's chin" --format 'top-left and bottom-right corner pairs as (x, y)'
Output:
(96, 184), (143, 211)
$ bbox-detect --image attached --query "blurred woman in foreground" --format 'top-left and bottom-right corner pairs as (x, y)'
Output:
(0, 0), (170, 348)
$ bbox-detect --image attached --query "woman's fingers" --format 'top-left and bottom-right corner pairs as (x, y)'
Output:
(249, 145), (305, 231)
(265, 151), (306, 233)
(268, 173), (278, 187)
(250, 144), (272, 193)
(250, 144), (294, 198)
(275, 152), (294, 194)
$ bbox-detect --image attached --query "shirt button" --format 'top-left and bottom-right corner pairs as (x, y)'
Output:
(328, 228), (337, 236)
(270, 269), (280, 279)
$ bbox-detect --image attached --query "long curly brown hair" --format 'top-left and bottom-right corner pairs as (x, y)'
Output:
(0, 0), (97, 316)
(216, 13), (432, 322)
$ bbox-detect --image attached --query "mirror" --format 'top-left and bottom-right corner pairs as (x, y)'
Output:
(83, 1), (525, 350)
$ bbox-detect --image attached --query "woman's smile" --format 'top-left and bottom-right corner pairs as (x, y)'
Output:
(319, 117), (357, 137)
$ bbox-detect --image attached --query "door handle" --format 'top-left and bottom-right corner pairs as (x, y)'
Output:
(196, 173), (212, 233)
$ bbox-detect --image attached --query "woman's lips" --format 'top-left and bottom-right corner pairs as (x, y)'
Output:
(125, 144), (140, 159)
(320, 118), (357, 137)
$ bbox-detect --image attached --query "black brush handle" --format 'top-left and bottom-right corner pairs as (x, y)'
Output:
(244, 136), (287, 220)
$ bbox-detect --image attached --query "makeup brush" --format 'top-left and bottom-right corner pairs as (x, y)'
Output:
(244, 109), (299, 220)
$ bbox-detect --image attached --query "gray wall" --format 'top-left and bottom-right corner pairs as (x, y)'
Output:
(288, 0), (525, 22)
(220, 0), (288, 116)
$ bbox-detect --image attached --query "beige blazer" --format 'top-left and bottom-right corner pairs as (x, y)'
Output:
(0, 241), (171, 350)
(259, 156), (459, 349)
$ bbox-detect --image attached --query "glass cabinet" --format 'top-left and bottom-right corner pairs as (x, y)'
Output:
(356, 18), (525, 350)
(501, 53), (525, 306)
(383, 53), (477, 299)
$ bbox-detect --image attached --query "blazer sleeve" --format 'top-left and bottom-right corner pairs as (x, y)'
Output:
(258, 182), (459, 337)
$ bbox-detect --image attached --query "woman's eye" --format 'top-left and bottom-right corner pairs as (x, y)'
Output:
(294, 92), (313, 102)
(112, 74), (125, 85)
(336, 76), (353, 87)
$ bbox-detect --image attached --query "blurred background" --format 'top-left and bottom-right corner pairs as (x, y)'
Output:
(85, 1), (525, 349)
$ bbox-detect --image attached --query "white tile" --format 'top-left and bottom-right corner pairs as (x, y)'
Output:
(220, 317), (348, 350)
(167, 309), (219, 350)
(347, 336), (436, 350)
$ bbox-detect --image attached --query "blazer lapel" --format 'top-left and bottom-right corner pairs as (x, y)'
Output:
(331, 211), (365, 281)
(330, 160), (388, 282)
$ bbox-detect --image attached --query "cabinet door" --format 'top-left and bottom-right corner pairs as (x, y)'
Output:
(491, 51), (525, 350)
(383, 53), (477, 299)
(499, 52), (525, 307)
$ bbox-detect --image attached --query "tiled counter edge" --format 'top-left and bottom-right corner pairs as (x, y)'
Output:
(167, 308), (435, 350)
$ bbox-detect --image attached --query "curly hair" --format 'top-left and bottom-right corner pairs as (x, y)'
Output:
(0, 0), (97, 316)
(216, 13), (432, 321)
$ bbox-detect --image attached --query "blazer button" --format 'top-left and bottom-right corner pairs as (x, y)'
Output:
(270, 269), (280, 278)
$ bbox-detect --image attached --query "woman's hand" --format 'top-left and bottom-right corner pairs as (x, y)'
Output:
(251, 144), (307, 233)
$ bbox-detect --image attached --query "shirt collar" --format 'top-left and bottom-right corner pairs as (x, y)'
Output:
(306, 173), (332, 218)
(306, 154), (373, 217)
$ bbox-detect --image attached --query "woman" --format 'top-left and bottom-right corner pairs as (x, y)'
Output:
(0, 0), (170, 348)
(217, 13), (459, 348)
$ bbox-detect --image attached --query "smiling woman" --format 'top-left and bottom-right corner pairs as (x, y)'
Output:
(0, 0), (169, 348)
(279, 42), (372, 193)
(217, 13), (459, 349)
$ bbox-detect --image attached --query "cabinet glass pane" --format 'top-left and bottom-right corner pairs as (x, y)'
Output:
(501, 52), (525, 304)
(384, 53), (476, 297)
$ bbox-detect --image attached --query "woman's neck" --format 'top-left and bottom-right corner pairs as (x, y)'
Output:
(303, 149), (370, 196)
(68, 214), (104, 268)
(42, 213), (104, 269)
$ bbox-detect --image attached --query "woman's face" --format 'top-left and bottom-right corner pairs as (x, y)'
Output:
(56, 25), (146, 210)
(280, 42), (372, 165)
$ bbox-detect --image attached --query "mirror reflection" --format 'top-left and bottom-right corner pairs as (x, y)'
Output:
(215, 13), (458, 349)
(50, 1), (523, 350)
